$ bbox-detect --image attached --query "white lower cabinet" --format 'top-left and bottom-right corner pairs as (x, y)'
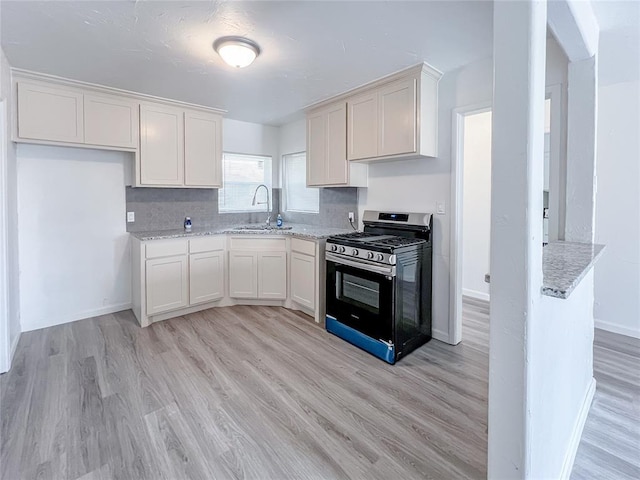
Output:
(290, 251), (316, 310)
(258, 252), (287, 300)
(189, 251), (224, 305)
(228, 251), (259, 299)
(146, 255), (189, 315)
(133, 234), (322, 327)
(229, 237), (288, 300)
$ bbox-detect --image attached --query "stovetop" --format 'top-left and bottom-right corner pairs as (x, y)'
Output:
(327, 232), (425, 252)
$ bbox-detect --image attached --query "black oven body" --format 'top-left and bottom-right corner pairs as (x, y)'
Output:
(325, 221), (432, 364)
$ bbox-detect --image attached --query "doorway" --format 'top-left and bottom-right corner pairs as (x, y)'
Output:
(449, 105), (492, 345)
(450, 89), (563, 344)
(0, 99), (9, 373)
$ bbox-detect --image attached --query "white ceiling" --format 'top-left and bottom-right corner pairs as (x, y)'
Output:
(2, 1), (636, 124)
(1, 0), (494, 125)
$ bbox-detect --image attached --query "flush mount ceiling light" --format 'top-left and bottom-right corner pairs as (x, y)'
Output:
(213, 36), (261, 68)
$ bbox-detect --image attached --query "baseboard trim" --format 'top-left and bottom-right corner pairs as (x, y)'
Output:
(462, 288), (490, 302)
(559, 377), (596, 479)
(22, 303), (133, 332)
(432, 328), (450, 344)
(10, 331), (20, 361)
(595, 318), (640, 339)
(1, 331), (21, 374)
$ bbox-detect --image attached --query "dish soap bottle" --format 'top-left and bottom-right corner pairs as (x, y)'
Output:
(276, 214), (283, 228)
(184, 216), (192, 232)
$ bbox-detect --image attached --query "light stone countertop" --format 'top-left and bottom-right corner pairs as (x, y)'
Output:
(484, 241), (605, 299)
(129, 223), (355, 241)
(541, 242), (605, 299)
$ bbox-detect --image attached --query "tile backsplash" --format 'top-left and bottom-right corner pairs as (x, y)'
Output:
(281, 187), (358, 229)
(125, 186), (358, 232)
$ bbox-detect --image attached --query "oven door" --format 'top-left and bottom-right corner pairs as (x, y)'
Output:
(325, 253), (394, 344)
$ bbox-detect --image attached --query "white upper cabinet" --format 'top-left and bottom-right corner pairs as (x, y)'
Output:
(17, 81), (84, 144)
(305, 63), (441, 164)
(139, 102), (185, 186)
(346, 65), (440, 161)
(378, 77), (417, 157)
(347, 91), (378, 161)
(184, 110), (222, 188)
(306, 101), (367, 188)
(84, 94), (139, 148)
(13, 72), (225, 189)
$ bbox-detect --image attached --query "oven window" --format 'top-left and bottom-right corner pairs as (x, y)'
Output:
(337, 272), (380, 310)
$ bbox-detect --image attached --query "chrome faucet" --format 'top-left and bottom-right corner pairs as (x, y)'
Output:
(251, 184), (271, 226)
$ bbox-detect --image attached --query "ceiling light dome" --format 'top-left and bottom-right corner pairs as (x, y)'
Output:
(213, 36), (260, 68)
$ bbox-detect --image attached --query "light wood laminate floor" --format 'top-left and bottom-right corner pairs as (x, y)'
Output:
(1, 298), (638, 479)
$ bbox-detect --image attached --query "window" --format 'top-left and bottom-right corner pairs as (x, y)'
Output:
(219, 153), (272, 212)
(283, 152), (319, 213)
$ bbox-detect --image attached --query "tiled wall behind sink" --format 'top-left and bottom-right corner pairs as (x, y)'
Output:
(125, 186), (358, 232)
(281, 187), (358, 230)
(125, 187), (277, 232)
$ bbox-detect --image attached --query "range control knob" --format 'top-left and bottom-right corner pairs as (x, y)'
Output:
(367, 252), (375, 259)
(351, 249), (359, 256)
(376, 253), (384, 261)
(339, 246), (346, 253)
(330, 244), (338, 252)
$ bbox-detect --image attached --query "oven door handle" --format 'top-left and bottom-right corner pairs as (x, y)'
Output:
(326, 252), (395, 276)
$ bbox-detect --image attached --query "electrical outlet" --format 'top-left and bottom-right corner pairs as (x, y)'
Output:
(127, 211), (135, 223)
(348, 212), (355, 222)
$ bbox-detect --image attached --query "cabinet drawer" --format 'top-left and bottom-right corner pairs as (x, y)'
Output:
(291, 238), (316, 257)
(229, 236), (286, 251)
(145, 239), (188, 259)
(189, 236), (225, 254)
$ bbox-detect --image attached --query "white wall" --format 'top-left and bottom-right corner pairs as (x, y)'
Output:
(594, 80), (640, 338)
(0, 46), (20, 371)
(358, 55), (494, 342)
(17, 145), (132, 332)
(357, 39), (568, 344)
(530, 270), (596, 479)
(279, 118), (306, 157)
(224, 118), (281, 186)
(462, 111), (492, 300)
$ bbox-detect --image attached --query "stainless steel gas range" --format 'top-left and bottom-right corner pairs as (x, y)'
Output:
(325, 211), (433, 364)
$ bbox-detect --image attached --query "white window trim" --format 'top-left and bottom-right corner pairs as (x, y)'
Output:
(218, 151), (273, 213)
(283, 151), (320, 214)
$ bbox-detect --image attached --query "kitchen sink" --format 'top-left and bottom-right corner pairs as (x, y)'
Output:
(233, 225), (293, 231)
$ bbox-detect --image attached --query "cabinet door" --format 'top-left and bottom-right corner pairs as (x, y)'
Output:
(189, 251), (224, 305)
(140, 103), (184, 186)
(146, 255), (188, 315)
(229, 251), (258, 299)
(184, 111), (222, 187)
(258, 251), (287, 300)
(290, 252), (315, 310)
(378, 77), (417, 157)
(325, 103), (348, 185)
(306, 110), (327, 186)
(17, 81), (84, 143)
(347, 91), (378, 161)
(84, 94), (139, 148)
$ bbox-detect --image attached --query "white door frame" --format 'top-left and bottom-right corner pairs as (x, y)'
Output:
(449, 102), (492, 345)
(0, 99), (10, 373)
(449, 87), (563, 343)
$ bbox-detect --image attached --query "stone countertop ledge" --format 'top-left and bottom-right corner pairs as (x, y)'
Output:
(129, 223), (355, 241)
(484, 241), (605, 299)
